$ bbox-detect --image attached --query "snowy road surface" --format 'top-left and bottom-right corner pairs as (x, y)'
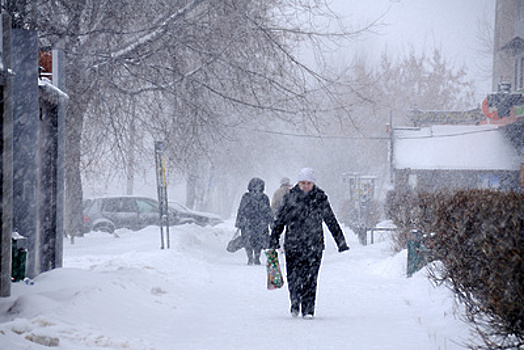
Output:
(0, 221), (473, 349)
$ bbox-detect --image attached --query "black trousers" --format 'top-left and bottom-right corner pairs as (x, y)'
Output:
(285, 249), (323, 316)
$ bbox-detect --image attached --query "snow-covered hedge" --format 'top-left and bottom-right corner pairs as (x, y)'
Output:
(384, 189), (418, 251)
(386, 189), (524, 350)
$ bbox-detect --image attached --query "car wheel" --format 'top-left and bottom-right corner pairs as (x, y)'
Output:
(93, 222), (115, 234)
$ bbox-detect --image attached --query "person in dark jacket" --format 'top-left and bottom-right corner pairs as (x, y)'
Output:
(235, 177), (274, 265)
(269, 167), (349, 319)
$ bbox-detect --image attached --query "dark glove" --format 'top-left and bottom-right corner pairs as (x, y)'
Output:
(338, 243), (350, 253)
(269, 243), (280, 250)
(268, 235), (279, 250)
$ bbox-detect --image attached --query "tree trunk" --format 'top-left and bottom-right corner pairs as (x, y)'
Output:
(65, 106), (84, 237)
(126, 101), (136, 195)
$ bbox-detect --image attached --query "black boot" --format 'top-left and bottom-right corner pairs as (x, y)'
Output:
(245, 248), (254, 265)
(290, 303), (300, 318)
(254, 250), (261, 265)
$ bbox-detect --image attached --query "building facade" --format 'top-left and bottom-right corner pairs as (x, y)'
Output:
(493, 0), (524, 92)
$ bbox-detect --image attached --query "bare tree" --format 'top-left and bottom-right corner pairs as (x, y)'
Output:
(288, 47), (479, 210)
(5, 0), (369, 232)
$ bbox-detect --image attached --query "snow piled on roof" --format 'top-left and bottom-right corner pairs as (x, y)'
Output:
(394, 125), (520, 170)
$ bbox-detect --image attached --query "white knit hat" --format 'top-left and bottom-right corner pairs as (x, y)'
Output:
(297, 167), (316, 183)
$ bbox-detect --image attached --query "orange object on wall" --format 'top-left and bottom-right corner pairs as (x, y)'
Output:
(38, 50), (53, 80)
(482, 97), (498, 120)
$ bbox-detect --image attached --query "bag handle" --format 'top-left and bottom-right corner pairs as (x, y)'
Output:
(232, 228), (241, 239)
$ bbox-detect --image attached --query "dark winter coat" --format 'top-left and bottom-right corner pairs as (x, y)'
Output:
(235, 178), (274, 250)
(269, 184), (347, 253)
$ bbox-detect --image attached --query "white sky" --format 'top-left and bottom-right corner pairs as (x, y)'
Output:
(320, 0), (496, 102)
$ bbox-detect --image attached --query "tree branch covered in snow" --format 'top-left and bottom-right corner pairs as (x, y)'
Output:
(102, 0), (205, 68)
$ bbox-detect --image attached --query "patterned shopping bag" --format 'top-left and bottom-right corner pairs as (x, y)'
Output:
(265, 249), (284, 290)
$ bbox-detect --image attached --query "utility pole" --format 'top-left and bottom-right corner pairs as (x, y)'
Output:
(154, 141), (170, 249)
(0, 11), (13, 297)
(388, 110), (394, 186)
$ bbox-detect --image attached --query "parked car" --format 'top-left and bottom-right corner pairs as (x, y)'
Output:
(168, 201), (223, 227)
(83, 196), (222, 233)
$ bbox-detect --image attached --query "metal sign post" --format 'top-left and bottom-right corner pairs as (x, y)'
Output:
(342, 173), (378, 245)
(154, 141), (170, 249)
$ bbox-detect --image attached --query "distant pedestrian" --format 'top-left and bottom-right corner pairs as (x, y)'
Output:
(235, 177), (274, 265)
(269, 167), (349, 319)
(271, 177), (292, 215)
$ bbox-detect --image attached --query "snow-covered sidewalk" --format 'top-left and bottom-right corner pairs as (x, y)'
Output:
(0, 221), (473, 349)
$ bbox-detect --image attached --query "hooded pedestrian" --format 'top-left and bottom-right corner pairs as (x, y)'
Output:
(269, 167), (349, 319)
(235, 177), (274, 265)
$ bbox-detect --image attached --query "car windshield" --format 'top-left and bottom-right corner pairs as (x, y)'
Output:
(136, 199), (159, 213)
(168, 201), (190, 213)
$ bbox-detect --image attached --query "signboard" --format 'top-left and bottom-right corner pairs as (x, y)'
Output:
(409, 108), (485, 127)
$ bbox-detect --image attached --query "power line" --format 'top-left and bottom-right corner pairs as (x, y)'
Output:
(252, 128), (389, 140)
(249, 125), (500, 141)
(394, 127), (499, 140)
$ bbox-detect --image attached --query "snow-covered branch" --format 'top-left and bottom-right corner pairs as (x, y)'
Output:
(100, 0), (205, 67)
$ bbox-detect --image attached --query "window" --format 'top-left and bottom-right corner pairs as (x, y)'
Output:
(518, 1), (524, 43)
(120, 198), (138, 212)
(408, 174), (418, 190)
(103, 198), (121, 212)
(478, 174), (500, 189)
(512, 56), (524, 91)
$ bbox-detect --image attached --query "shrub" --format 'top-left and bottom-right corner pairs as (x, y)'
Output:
(424, 190), (523, 350)
(385, 188), (524, 349)
(385, 189), (419, 251)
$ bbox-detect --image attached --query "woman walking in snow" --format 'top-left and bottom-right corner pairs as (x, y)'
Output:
(269, 167), (349, 319)
(235, 177), (274, 265)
